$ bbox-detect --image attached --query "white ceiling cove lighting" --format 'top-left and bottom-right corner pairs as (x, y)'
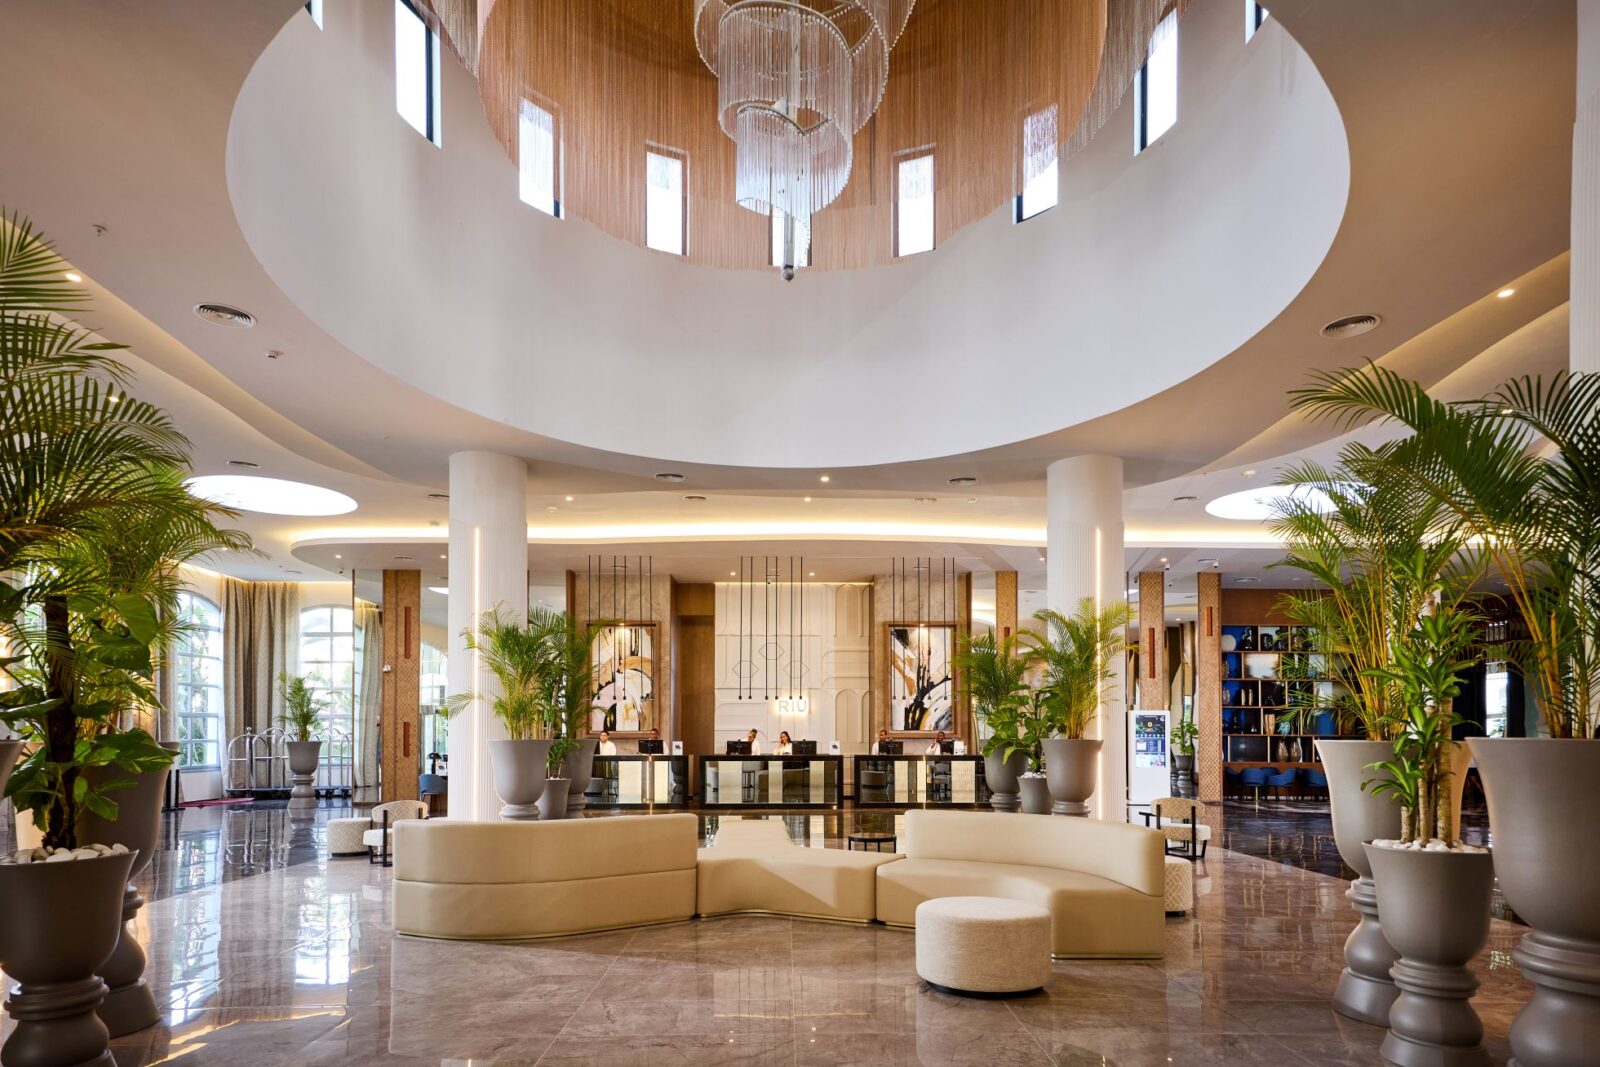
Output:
(1205, 485), (1336, 522)
(186, 475), (357, 516)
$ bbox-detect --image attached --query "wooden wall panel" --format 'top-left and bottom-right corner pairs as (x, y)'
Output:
(1195, 571), (1222, 802)
(1136, 571), (1167, 711)
(673, 581), (716, 759)
(380, 570), (422, 801)
(995, 570), (1018, 640)
(1220, 588), (1301, 626)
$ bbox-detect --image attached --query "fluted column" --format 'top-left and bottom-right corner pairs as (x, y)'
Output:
(446, 451), (529, 822)
(1046, 455), (1127, 821)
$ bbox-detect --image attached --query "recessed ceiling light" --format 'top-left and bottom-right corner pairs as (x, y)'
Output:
(226, 459), (260, 469)
(655, 472), (686, 482)
(185, 475), (356, 516)
(804, 496), (813, 503)
(63, 271), (82, 283)
(565, 495), (574, 502)
(439, 554), (446, 559)
(819, 475), (830, 483)
(729, 571), (737, 576)
(948, 476), (978, 487)
(683, 494), (708, 502)
(193, 303), (255, 329)
(107, 393), (119, 403)
(427, 492), (449, 500)
(1172, 494), (1198, 502)
(1206, 486), (1335, 521)
(1496, 288), (1516, 299)
(333, 554), (342, 559)
(1159, 557), (1168, 563)
(1241, 469), (1256, 477)
(809, 572), (816, 577)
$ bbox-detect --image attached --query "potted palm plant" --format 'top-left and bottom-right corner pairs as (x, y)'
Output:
(277, 673), (326, 811)
(1030, 597), (1133, 816)
(531, 608), (602, 816)
(1295, 364), (1600, 1064)
(1269, 454), (1478, 1026)
(1360, 607), (1494, 1065)
(1016, 689), (1055, 814)
(952, 630), (1033, 812)
(0, 212), (248, 1065)
(448, 606), (551, 820)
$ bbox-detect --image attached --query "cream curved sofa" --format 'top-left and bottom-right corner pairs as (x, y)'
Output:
(875, 810), (1165, 959)
(696, 819), (901, 923)
(392, 814), (698, 940)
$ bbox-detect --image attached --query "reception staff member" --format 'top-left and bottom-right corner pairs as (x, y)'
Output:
(745, 728), (761, 754)
(774, 731), (794, 755)
(925, 730), (948, 755)
(597, 731), (617, 756)
(870, 728), (893, 754)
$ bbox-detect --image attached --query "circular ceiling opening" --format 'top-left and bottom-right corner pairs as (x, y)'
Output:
(1204, 485), (1336, 521)
(187, 475), (357, 516)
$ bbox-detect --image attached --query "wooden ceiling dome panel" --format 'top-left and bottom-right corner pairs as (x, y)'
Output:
(419, 0), (1180, 271)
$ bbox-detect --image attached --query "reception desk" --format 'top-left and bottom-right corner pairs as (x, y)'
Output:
(584, 754), (690, 808)
(697, 755), (844, 809)
(853, 754), (991, 808)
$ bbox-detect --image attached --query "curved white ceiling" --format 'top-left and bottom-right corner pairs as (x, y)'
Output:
(225, 1), (1348, 471)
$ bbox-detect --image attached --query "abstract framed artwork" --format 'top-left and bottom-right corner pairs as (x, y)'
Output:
(887, 622), (954, 733)
(589, 622), (656, 734)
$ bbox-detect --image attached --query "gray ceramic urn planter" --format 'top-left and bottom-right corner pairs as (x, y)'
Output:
(1469, 737), (1600, 1067)
(1019, 774), (1054, 814)
(285, 740), (322, 811)
(983, 750), (1028, 812)
(561, 738), (600, 814)
(1364, 843), (1495, 1067)
(1318, 739), (1404, 1025)
(0, 848), (137, 1067)
(1041, 737), (1101, 816)
(489, 738), (552, 820)
(77, 744), (176, 1037)
(537, 777), (571, 820)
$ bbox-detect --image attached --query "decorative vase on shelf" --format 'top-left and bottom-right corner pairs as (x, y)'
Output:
(1220, 634), (1237, 653)
(1237, 630), (1256, 651)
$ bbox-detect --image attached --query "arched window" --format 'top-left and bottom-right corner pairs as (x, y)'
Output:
(174, 593), (224, 768)
(298, 606), (356, 762)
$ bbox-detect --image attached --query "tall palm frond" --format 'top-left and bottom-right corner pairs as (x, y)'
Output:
(1028, 598), (1133, 739)
(1291, 363), (1600, 736)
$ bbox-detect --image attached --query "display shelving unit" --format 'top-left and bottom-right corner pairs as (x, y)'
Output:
(1220, 623), (1350, 770)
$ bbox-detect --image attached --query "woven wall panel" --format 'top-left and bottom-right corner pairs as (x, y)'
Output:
(1195, 570), (1222, 802)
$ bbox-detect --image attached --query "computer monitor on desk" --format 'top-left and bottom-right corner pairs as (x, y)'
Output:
(792, 740), (818, 755)
(877, 740), (903, 755)
(938, 740), (955, 755)
(725, 740), (752, 755)
(637, 739), (664, 755)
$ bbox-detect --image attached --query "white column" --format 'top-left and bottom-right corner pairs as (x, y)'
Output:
(1046, 455), (1128, 822)
(1575, 0), (1600, 374)
(446, 451), (529, 822)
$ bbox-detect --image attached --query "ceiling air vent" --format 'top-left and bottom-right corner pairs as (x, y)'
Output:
(1320, 314), (1380, 339)
(193, 303), (255, 328)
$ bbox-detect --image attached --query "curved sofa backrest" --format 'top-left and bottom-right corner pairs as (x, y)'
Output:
(903, 810), (1163, 897)
(394, 813), (698, 884)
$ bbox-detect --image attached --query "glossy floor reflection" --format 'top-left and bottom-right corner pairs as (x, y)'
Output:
(1, 805), (1532, 1065)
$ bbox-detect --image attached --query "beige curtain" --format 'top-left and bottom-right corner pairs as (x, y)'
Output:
(354, 598), (383, 790)
(223, 579), (300, 789)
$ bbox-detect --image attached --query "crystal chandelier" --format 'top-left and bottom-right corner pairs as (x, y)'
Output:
(694, 0), (916, 279)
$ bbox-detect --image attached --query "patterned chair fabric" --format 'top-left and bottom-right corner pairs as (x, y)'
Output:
(1144, 797), (1211, 859)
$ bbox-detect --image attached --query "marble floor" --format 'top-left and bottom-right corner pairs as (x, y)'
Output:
(2, 803), (1533, 1065)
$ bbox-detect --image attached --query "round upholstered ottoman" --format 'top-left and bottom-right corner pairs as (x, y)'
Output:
(326, 817), (371, 857)
(915, 896), (1052, 996)
(1164, 854), (1194, 916)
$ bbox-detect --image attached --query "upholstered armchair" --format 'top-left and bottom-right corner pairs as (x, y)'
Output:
(1141, 797), (1212, 860)
(361, 800), (429, 867)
